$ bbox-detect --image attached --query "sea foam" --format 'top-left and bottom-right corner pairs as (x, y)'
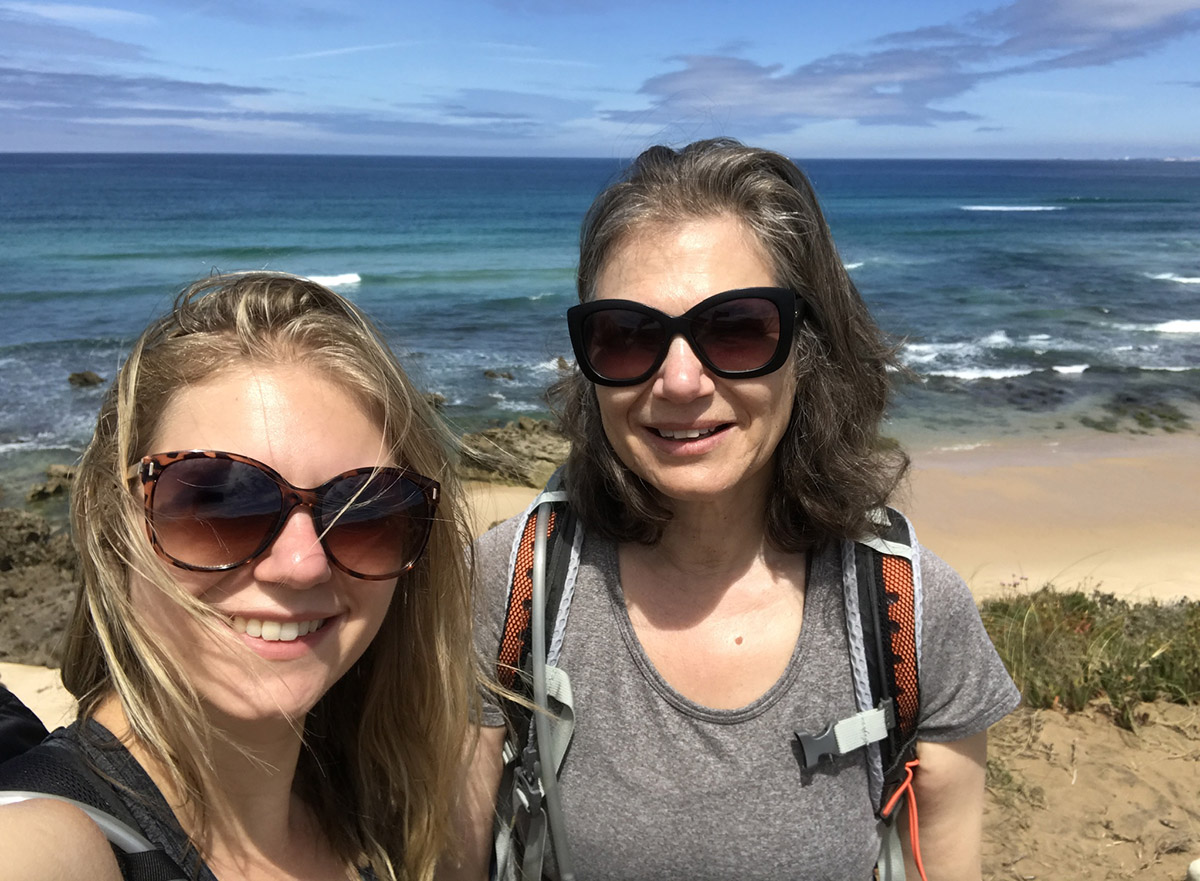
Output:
(1147, 273), (1200, 285)
(959, 205), (1064, 212)
(926, 367), (1032, 380)
(1152, 320), (1200, 334)
(307, 273), (361, 287)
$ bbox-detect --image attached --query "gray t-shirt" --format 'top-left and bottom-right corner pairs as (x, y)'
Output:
(476, 515), (1020, 881)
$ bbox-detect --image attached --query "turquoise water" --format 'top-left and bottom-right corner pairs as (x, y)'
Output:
(1, 154), (1198, 501)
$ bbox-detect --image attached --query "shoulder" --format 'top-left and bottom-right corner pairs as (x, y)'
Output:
(0, 798), (122, 881)
(474, 512), (523, 560)
(472, 513), (524, 593)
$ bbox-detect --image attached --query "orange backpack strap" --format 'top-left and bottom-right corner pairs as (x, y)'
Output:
(795, 506), (921, 815)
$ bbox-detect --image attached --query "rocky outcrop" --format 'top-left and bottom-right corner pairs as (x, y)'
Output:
(0, 508), (80, 667)
(459, 418), (570, 488)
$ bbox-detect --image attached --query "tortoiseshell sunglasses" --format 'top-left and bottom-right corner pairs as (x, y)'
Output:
(131, 450), (439, 580)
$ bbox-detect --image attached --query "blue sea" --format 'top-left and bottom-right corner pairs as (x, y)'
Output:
(1, 154), (1198, 504)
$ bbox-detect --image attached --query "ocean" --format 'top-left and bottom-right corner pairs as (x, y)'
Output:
(1, 154), (1198, 505)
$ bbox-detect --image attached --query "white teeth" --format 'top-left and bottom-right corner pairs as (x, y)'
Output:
(229, 617), (326, 642)
(278, 621), (298, 641)
(657, 427), (715, 440)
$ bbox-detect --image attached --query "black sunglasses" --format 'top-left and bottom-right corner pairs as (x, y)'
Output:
(133, 450), (439, 580)
(567, 286), (805, 387)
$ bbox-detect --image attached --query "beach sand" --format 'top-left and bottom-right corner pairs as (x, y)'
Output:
(901, 431), (1200, 602)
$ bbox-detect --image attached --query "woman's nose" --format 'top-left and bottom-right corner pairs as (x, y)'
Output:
(654, 335), (714, 402)
(252, 508), (333, 587)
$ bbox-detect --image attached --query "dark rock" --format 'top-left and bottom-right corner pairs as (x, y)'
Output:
(68, 371), (104, 387)
(1078, 391), (1193, 435)
(26, 482), (67, 502)
(424, 392), (446, 411)
(26, 465), (76, 502)
(0, 508), (80, 666)
(483, 369), (515, 381)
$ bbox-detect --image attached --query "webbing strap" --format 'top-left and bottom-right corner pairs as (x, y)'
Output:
(812, 508), (922, 813)
(875, 816), (906, 881)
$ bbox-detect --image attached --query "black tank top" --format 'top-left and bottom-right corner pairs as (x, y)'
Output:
(17, 720), (376, 881)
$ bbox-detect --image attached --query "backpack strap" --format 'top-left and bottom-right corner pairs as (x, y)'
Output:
(794, 507), (921, 805)
(853, 506), (921, 810)
(0, 740), (187, 881)
(794, 507), (924, 881)
(494, 468), (582, 881)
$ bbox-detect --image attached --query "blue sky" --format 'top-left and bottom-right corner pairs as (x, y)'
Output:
(2, 0), (1199, 157)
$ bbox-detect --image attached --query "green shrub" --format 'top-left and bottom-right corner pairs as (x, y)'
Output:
(979, 587), (1200, 729)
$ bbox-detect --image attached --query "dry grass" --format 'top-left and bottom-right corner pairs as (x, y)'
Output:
(979, 587), (1200, 729)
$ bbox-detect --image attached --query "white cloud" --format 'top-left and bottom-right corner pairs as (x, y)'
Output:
(0, 2), (153, 25)
(272, 41), (418, 62)
(608, 0), (1200, 135)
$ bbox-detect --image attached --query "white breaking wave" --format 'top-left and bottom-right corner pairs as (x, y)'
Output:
(497, 399), (542, 413)
(1152, 320), (1200, 334)
(1147, 273), (1200, 285)
(308, 273), (361, 287)
(926, 367), (1032, 380)
(843, 261), (864, 270)
(959, 205), (1064, 212)
(1052, 364), (1089, 375)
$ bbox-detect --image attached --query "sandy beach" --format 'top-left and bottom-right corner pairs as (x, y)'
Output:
(901, 430), (1200, 602)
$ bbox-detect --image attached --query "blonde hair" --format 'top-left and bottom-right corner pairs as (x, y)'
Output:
(62, 272), (476, 880)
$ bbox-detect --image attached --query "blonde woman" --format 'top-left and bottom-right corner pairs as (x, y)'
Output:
(0, 273), (476, 881)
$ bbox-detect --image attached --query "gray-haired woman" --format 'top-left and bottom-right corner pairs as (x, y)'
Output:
(449, 139), (1019, 881)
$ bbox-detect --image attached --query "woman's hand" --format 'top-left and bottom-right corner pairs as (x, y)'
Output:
(902, 731), (989, 881)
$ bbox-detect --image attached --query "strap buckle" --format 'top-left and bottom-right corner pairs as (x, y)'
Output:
(795, 700), (894, 769)
(513, 744), (544, 816)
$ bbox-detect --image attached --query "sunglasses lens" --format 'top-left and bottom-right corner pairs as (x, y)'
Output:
(150, 457), (281, 568)
(581, 309), (666, 382)
(692, 296), (783, 373)
(319, 471), (435, 578)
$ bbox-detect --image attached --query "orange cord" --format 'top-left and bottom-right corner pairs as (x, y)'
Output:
(880, 758), (927, 881)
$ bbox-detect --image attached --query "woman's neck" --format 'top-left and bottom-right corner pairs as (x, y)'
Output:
(653, 489), (775, 576)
